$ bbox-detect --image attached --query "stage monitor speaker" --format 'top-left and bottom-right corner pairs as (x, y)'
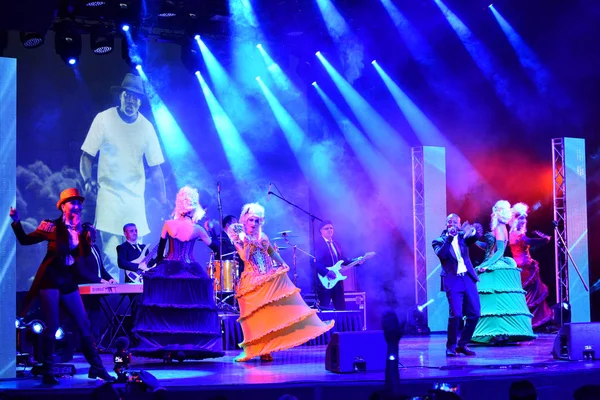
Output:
(552, 322), (600, 361)
(325, 330), (387, 373)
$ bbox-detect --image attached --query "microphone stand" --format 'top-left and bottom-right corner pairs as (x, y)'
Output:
(267, 190), (323, 310)
(217, 182), (225, 309)
(553, 220), (588, 327)
(282, 233), (314, 286)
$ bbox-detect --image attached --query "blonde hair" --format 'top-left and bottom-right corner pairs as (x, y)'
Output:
(491, 200), (511, 231)
(239, 203), (265, 238)
(510, 202), (529, 233)
(173, 186), (205, 223)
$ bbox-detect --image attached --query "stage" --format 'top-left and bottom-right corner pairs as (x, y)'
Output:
(1, 334), (599, 400)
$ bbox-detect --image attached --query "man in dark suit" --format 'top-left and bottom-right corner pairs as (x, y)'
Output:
(116, 223), (151, 283)
(432, 213), (480, 357)
(314, 220), (363, 310)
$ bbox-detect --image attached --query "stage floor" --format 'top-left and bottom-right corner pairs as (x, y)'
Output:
(2, 333), (600, 400)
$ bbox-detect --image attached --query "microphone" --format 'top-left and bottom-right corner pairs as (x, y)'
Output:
(266, 183), (272, 203)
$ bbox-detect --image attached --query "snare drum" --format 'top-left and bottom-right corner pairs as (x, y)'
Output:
(208, 260), (239, 292)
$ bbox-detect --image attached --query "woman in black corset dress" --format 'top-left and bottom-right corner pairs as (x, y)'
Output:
(131, 186), (224, 360)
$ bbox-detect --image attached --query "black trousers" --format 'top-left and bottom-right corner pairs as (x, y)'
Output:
(317, 281), (346, 310)
(445, 275), (480, 349)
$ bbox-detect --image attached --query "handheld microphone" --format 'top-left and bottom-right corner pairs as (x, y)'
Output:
(266, 183), (272, 203)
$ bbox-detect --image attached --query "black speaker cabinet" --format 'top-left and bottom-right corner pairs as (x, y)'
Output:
(552, 322), (600, 361)
(325, 330), (387, 373)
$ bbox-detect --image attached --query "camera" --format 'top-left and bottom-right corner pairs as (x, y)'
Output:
(113, 349), (132, 383)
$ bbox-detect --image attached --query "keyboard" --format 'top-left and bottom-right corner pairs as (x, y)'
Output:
(79, 283), (143, 295)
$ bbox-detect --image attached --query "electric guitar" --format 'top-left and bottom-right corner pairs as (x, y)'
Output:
(125, 243), (159, 283)
(318, 251), (376, 290)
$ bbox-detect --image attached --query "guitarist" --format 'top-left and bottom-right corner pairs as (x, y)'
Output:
(314, 220), (364, 310)
(116, 223), (154, 283)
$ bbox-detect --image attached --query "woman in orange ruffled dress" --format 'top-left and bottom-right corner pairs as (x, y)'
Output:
(228, 203), (335, 362)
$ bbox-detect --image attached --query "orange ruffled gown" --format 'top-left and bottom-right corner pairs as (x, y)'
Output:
(234, 234), (334, 361)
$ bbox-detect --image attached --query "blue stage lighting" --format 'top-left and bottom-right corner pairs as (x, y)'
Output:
(67, 58), (77, 65)
(371, 60), (377, 65)
(122, 24), (130, 32)
(489, 3), (493, 8)
(55, 327), (65, 341)
(195, 70), (200, 76)
(315, 51), (321, 56)
(256, 44), (262, 49)
(31, 321), (44, 334)
(135, 64), (142, 71)
(311, 81), (317, 87)
(255, 76), (261, 81)
(194, 34), (200, 41)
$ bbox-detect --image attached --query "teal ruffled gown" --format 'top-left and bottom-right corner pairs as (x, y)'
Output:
(472, 232), (536, 344)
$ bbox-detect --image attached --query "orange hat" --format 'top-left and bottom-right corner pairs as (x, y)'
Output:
(56, 188), (85, 210)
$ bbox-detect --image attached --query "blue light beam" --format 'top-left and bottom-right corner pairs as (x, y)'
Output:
(137, 67), (211, 187)
(372, 61), (486, 197)
(315, 0), (365, 83)
(195, 72), (259, 185)
(316, 52), (408, 169)
(489, 5), (551, 96)
(255, 77), (360, 214)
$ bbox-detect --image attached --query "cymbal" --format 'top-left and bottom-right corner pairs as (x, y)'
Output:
(277, 230), (293, 235)
(272, 235), (299, 240)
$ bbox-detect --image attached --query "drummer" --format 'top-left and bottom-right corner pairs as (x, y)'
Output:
(207, 215), (244, 275)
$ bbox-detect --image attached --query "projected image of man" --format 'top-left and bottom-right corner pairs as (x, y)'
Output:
(80, 73), (167, 282)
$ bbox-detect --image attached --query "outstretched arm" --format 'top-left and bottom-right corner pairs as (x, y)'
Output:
(10, 208), (48, 246)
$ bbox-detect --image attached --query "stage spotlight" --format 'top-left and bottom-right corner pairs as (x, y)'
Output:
(157, 1), (179, 18)
(371, 60), (377, 65)
(55, 23), (82, 66)
(20, 32), (45, 49)
(315, 51), (321, 56)
(55, 327), (65, 341)
(255, 76), (261, 81)
(16, 317), (25, 329)
(90, 23), (114, 55)
(135, 64), (142, 71)
(86, 1), (106, 6)
(122, 24), (130, 32)
(30, 320), (45, 335)
(311, 81), (317, 87)
(181, 41), (203, 75)
(256, 44), (263, 49)
(194, 34), (200, 41)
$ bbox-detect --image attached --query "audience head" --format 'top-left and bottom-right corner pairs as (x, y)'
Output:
(509, 379), (537, 400)
(574, 385), (600, 400)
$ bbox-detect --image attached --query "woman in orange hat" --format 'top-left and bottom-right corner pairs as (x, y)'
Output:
(10, 188), (115, 385)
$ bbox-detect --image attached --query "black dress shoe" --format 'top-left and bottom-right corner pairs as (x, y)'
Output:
(89, 367), (116, 382)
(42, 374), (60, 385)
(456, 346), (476, 356)
(446, 348), (458, 357)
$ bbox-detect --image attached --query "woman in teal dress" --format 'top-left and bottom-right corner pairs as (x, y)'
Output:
(471, 200), (536, 345)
